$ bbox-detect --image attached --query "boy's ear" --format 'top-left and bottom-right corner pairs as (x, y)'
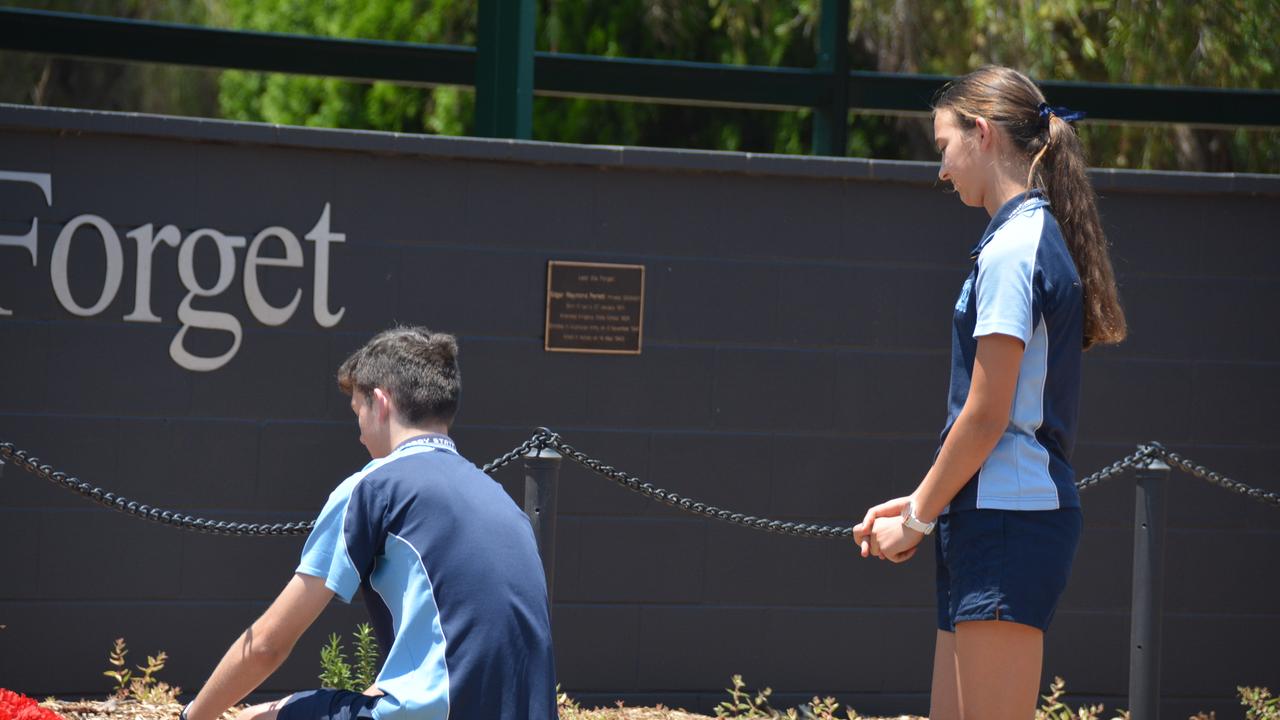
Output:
(373, 387), (392, 421)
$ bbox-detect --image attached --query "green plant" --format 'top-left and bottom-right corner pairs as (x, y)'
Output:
(104, 638), (132, 699)
(319, 623), (382, 692)
(351, 624), (380, 691)
(1034, 676), (1128, 720)
(1241, 686), (1280, 720)
(319, 633), (354, 690)
(792, 696), (859, 720)
(103, 638), (181, 704)
(715, 675), (776, 718)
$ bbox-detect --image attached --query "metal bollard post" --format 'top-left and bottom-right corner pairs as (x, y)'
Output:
(1128, 456), (1170, 720)
(522, 445), (561, 604)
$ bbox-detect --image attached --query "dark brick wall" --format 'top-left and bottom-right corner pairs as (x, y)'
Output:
(0, 106), (1276, 718)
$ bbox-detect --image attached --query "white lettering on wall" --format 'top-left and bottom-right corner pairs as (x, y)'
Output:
(244, 226), (303, 327)
(51, 214), (124, 317)
(305, 202), (346, 328)
(171, 229), (247, 372)
(0, 170), (52, 316)
(0, 168), (347, 372)
(123, 223), (182, 322)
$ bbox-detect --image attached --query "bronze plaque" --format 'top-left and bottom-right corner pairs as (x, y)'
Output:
(545, 261), (645, 355)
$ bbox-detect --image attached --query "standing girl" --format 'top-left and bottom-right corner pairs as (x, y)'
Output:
(851, 65), (1127, 720)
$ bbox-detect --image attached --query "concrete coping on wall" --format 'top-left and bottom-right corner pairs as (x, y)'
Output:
(3, 102), (1278, 196)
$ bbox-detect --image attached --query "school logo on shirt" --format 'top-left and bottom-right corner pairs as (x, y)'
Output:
(955, 276), (974, 312)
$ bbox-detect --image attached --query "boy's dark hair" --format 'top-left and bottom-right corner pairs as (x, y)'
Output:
(337, 326), (461, 426)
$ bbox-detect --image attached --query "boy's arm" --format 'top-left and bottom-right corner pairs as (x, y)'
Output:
(185, 573), (335, 720)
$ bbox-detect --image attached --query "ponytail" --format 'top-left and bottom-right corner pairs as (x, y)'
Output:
(1032, 114), (1127, 348)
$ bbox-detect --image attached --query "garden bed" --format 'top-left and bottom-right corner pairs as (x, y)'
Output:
(35, 698), (923, 720)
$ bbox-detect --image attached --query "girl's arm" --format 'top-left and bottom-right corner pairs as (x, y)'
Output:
(857, 332), (1024, 560)
(911, 332), (1024, 522)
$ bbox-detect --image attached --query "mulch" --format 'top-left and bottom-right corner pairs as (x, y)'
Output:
(39, 700), (233, 720)
(39, 698), (925, 720)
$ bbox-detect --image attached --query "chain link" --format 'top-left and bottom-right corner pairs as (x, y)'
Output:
(3, 432), (1278, 538)
(1072, 444), (1158, 493)
(539, 430), (854, 538)
(1145, 442), (1280, 507)
(0, 432), (554, 537)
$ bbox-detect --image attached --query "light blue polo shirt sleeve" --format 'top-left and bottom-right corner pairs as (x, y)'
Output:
(973, 225), (1038, 345)
(297, 472), (386, 603)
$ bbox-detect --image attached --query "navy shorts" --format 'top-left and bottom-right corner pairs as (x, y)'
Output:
(935, 507), (1083, 633)
(277, 690), (379, 720)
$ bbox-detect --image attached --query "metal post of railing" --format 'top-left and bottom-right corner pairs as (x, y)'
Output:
(1128, 456), (1171, 720)
(812, 0), (850, 156)
(522, 444), (561, 604)
(475, 0), (535, 139)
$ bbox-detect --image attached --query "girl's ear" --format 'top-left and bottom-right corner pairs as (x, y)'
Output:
(973, 116), (994, 151)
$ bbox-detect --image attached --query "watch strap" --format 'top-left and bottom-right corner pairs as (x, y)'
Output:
(901, 502), (936, 535)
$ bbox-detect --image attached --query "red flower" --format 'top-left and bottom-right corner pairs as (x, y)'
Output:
(0, 689), (63, 720)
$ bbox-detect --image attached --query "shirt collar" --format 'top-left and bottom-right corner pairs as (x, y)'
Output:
(969, 189), (1049, 260)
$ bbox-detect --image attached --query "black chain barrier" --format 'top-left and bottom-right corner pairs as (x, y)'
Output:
(1, 431), (1277, 539)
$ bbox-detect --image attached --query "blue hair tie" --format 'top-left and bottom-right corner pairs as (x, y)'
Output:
(1038, 102), (1086, 126)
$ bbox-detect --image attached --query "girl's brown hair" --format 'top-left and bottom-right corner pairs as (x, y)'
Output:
(934, 65), (1126, 349)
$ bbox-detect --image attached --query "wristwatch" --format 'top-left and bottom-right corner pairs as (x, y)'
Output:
(901, 501), (937, 535)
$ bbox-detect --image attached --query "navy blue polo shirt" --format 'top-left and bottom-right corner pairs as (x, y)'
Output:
(941, 190), (1083, 512)
(297, 435), (557, 720)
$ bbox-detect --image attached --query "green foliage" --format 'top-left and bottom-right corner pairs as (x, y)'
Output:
(846, 0), (1280, 171)
(103, 637), (182, 705)
(1034, 676), (1128, 720)
(1034, 677), (1280, 720)
(0, 0), (222, 118)
(715, 674), (775, 718)
(318, 633), (354, 691)
(212, 0), (1279, 170)
(1241, 686), (1280, 720)
(103, 637), (132, 698)
(0, 1), (1274, 169)
(217, 0), (473, 134)
(713, 676), (859, 719)
(352, 623), (381, 691)
(790, 695), (860, 720)
(319, 623), (382, 692)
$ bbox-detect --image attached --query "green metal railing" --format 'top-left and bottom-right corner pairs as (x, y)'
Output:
(2, 4), (1277, 155)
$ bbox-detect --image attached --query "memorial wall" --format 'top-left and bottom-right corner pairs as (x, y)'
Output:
(1, 104), (1277, 717)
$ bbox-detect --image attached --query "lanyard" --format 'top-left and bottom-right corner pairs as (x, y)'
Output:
(393, 434), (458, 456)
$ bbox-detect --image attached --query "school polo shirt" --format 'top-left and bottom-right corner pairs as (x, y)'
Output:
(941, 190), (1084, 512)
(297, 435), (557, 720)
